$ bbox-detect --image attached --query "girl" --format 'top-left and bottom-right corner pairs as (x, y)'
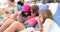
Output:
(24, 5), (39, 28)
(18, 5), (39, 28)
(5, 0), (18, 15)
(39, 9), (54, 32)
(33, 9), (54, 32)
(18, 4), (31, 23)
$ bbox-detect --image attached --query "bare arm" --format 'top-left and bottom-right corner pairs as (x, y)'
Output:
(14, 7), (18, 16)
(35, 17), (43, 32)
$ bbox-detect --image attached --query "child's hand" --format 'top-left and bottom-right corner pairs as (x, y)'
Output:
(4, 8), (11, 14)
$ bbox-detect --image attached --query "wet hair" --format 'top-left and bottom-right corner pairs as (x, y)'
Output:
(10, 0), (15, 2)
(17, 1), (24, 6)
(31, 5), (39, 16)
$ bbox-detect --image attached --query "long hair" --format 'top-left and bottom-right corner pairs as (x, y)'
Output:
(40, 9), (53, 24)
(43, 9), (53, 19)
(38, 9), (53, 32)
(31, 5), (39, 16)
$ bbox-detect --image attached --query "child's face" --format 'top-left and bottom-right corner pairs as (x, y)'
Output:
(7, 0), (14, 6)
(31, 10), (36, 16)
(39, 14), (43, 23)
(24, 12), (29, 16)
(44, 13), (47, 19)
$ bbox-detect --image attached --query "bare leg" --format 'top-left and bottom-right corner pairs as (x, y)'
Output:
(0, 19), (15, 32)
(4, 21), (25, 32)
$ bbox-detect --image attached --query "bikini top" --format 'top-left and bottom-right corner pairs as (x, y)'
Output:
(9, 4), (17, 14)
